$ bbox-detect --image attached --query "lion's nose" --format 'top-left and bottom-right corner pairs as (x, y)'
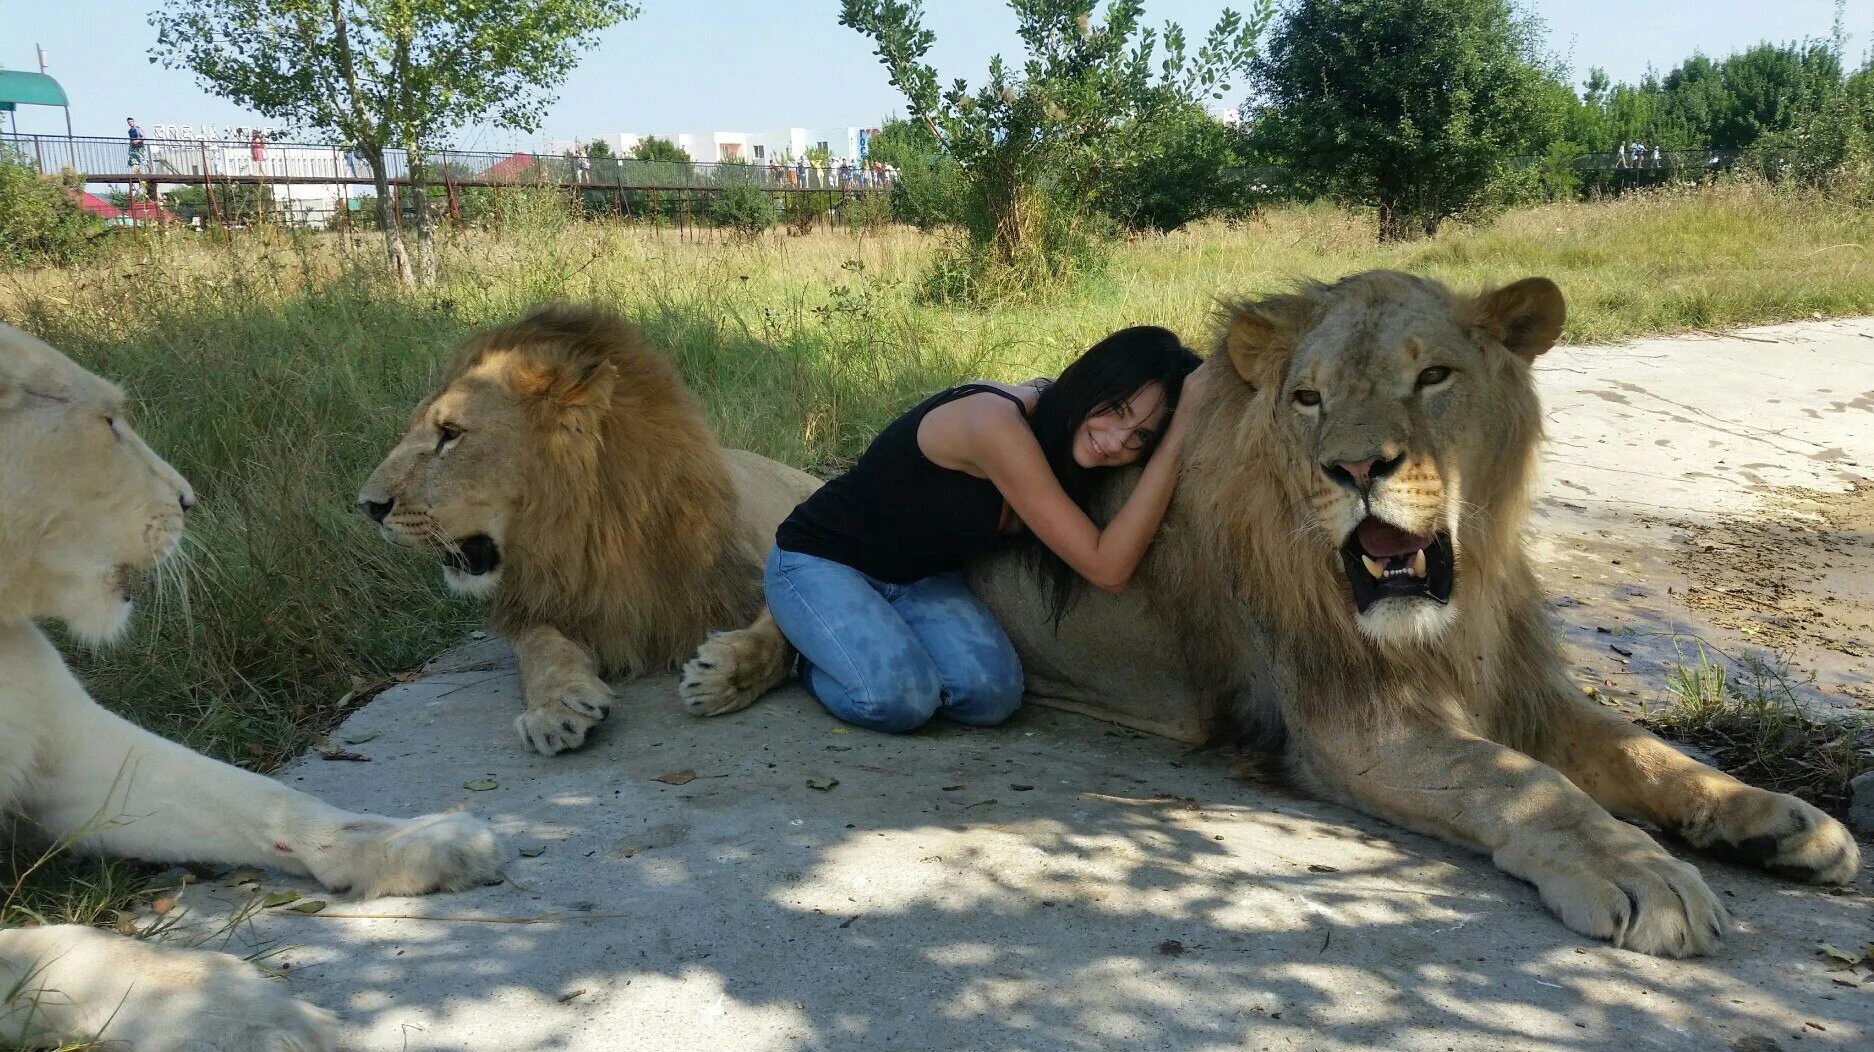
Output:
(1325, 452), (1405, 493)
(360, 498), (394, 523)
(179, 491), (196, 514)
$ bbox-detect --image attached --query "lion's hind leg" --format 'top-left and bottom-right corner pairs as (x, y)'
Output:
(680, 607), (795, 716)
(1529, 690), (1859, 885)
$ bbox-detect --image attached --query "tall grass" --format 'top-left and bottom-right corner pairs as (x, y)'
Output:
(1, 177), (1872, 778)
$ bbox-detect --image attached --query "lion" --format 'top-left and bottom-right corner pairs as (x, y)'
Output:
(0, 322), (505, 1050)
(357, 305), (819, 756)
(688, 271), (1859, 956)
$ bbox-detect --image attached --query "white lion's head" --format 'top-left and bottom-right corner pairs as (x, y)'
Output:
(0, 323), (195, 643)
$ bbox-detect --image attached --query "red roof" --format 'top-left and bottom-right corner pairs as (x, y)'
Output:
(74, 191), (124, 218)
(479, 151), (540, 181)
(72, 190), (178, 222)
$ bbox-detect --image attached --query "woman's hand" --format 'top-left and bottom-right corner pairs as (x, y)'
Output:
(1176, 361), (1217, 409)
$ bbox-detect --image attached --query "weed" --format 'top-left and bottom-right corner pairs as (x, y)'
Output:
(1644, 644), (1874, 814)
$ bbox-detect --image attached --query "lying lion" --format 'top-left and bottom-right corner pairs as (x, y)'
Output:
(359, 305), (818, 755)
(693, 270), (1859, 956)
(0, 322), (504, 1050)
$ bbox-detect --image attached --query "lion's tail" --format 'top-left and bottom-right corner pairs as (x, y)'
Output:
(678, 607), (795, 717)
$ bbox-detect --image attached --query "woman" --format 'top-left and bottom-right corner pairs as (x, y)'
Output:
(768, 326), (1207, 733)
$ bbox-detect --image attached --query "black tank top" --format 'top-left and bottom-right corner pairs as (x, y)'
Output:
(776, 384), (1028, 583)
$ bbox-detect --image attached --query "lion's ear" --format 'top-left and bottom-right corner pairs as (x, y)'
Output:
(1469, 277), (1566, 362)
(1224, 295), (1309, 391)
(513, 356), (619, 427)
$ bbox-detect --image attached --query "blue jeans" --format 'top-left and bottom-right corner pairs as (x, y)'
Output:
(764, 546), (1024, 733)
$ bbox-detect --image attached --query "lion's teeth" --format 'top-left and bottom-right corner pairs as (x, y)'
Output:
(1412, 549), (1428, 577)
(1361, 554), (1386, 579)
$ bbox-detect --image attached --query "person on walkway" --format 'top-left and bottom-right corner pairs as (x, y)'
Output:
(575, 144), (593, 185)
(1614, 140), (1628, 169)
(249, 130), (267, 177)
(766, 327), (1209, 734)
(126, 118), (147, 170)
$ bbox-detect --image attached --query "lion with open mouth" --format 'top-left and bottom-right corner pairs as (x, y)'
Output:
(693, 270), (1860, 956)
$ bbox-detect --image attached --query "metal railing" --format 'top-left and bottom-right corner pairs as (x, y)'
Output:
(0, 133), (899, 191)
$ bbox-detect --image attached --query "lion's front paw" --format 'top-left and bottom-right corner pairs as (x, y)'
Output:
(516, 675), (613, 755)
(316, 811), (505, 898)
(7, 926), (337, 1052)
(679, 629), (786, 717)
(1498, 825), (1728, 957)
(1688, 788), (1860, 885)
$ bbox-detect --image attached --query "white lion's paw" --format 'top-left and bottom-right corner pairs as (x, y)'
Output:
(15, 928), (337, 1052)
(679, 629), (781, 717)
(316, 811), (505, 898)
(1502, 826), (1728, 957)
(515, 677), (612, 755)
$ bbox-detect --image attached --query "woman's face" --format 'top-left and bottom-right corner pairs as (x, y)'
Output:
(1072, 382), (1169, 469)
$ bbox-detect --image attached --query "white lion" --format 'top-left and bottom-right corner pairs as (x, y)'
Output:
(0, 322), (505, 1051)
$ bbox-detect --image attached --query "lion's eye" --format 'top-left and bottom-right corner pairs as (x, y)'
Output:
(1416, 366), (1453, 389)
(1292, 389), (1321, 407)
(435, 423), (464, 451)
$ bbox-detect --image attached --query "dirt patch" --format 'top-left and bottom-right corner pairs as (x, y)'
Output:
(1659, 482), (1874, 704)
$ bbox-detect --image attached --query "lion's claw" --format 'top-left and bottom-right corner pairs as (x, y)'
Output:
(1499, 822), (1728, 957)
(515, 677), (612, 755)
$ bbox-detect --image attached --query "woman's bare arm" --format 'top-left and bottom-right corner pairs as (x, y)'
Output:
(920, 376), (1206, 593)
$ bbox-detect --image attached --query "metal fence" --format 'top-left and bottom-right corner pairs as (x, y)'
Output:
(0, 133), (899, 191)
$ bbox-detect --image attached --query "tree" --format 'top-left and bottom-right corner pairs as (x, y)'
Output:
(0, 153), (101, 269)
(151, 0), (637, 285)
(841, 0), (1271, 292)
(1249, 0), (1558, 239)
(1089, 100), (1260, 232)
(632, 135), (691, 163)
(863, 116), (965, 227)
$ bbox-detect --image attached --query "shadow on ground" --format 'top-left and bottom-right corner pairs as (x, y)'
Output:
(163, 640), (1873, 1052)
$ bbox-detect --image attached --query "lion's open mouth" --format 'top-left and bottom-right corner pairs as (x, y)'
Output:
(442, 534), (502, 576)
(1338, 518), (1454, 613)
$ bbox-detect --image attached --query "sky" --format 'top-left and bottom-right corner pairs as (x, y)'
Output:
(2, 1), (1869, 147)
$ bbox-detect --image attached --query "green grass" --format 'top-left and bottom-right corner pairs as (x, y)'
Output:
(3, 176), (1874, 934)
(1643, 647), (1874, 816)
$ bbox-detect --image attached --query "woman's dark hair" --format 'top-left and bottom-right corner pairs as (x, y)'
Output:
(1024, 325), (1202, 624)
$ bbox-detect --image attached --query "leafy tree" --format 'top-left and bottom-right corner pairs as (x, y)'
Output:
(1249, 0), (1558, 239)
(585, 138), (612, 159)
(0, 154), (101, 268)
(1089, 100), (1260, 232)
(151, 0), (638, 284)
(863, 117), (965, 227)
(632, 135), (692, 163)
(840, 0), (1271, 292)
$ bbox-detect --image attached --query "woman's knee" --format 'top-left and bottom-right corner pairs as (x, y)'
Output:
(805, 661), (942, 734)
(943, 665), (1025, 727)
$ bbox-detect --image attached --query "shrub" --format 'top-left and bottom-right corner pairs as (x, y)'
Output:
(0, 154), (102, 268)
(711, 182), (777, 239)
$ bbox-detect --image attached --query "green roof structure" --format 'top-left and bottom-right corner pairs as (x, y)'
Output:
(0, 69), (73, 135)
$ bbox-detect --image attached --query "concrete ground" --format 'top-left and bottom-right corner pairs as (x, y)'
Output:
(179, 318), (1874, 1051)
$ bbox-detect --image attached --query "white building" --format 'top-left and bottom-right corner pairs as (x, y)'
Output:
(145, 122), (357, 222)
(555, 127), (878, 164)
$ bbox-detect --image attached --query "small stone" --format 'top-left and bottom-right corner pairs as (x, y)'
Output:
(1847, 771), (1874, 836)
